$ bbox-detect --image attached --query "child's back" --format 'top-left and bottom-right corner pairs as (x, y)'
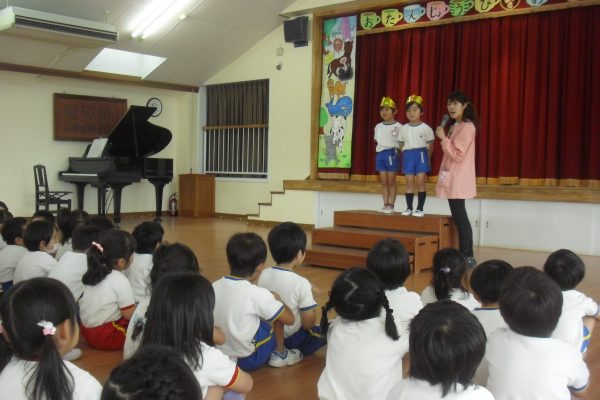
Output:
(318, 268), (407, 400)
(127, 221), (163, 302)
(544, 249), (599, 351)
(13, 220), (57, 283)
(485, 267), (588, 400)
(0, 217), (27, 289)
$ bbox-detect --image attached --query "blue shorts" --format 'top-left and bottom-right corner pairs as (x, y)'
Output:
(376, 148), (399, 172)
(237, 320), (276, 371)
(402, 147), (431, 175)
(284, 325), (326, 356)
(581, 325), (591, 353)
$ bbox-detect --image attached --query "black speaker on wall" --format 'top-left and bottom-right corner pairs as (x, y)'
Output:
(284, 16), (308, 48)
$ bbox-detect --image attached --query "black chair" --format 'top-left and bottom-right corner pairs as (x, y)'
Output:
(34, 164), (71, 214)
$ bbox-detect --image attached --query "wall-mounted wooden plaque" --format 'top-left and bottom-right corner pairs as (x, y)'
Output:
(54, 93), (127, 141)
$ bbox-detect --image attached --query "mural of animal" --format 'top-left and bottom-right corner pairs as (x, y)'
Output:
(326, 96), (353, 119)
(327, 41), (353, 80)
(327, 79), (347, 101)
(323, 134), (339, 164)
(330, 115), (346, 152)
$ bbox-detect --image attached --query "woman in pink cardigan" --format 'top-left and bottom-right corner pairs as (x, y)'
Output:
(435, 91), (478, 267)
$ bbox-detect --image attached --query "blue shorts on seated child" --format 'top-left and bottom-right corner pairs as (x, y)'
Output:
(376, 148), (399, 172)
(237, 320), (276, 372)
(285, 325), (326, 356)
(402, 147), (431, 175)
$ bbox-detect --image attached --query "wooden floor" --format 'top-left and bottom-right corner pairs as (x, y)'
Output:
(74, 216), (600, 399)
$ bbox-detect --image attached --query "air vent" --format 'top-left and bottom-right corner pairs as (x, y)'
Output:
(0, 7), (118, 48)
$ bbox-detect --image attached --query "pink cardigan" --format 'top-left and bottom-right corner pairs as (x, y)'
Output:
(435, 121), (477, 199)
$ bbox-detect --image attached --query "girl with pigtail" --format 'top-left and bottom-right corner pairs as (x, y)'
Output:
(317, 268), (408, 400)
(0, 277), (102, 400)
(79, 229), (136, 350)
(420, 248), (480, 310)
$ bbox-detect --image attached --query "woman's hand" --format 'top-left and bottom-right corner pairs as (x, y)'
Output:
(436, 126), (447, 141)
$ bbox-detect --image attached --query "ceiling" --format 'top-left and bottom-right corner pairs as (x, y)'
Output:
(0, 0), (298, 86)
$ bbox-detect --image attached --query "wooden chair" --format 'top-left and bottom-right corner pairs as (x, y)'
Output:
(34, 164), (71, 214)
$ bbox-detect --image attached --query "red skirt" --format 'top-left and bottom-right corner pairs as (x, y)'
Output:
(80, 317), (129, 351)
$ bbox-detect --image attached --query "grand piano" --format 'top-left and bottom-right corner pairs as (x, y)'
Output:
(59, 105), (173, 224)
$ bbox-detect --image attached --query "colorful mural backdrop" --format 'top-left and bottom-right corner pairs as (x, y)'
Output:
(318, 16), (357, 170)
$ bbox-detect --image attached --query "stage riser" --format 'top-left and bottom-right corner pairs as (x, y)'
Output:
(305, 245), (415, 270)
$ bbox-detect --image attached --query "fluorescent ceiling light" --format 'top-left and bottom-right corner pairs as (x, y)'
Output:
(85, 48), (166, 79)
(130, 0), (192, 39)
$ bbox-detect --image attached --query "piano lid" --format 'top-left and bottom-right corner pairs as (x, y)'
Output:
(104, 105), (172, 158)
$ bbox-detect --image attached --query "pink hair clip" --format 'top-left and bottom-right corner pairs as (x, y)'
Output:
(440, 267), (451, 274)
(37, 320), (56, 336)
(92, 241), (104, 254)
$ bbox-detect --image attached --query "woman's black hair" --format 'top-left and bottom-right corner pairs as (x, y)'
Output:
(543, 249), (585, 290)
(267, 222), (307, 265)
(1, 217), (27, 245)
(366, 238), (411, 290)
(469, 259), (513, 304)
(409, 300), (486, 396)
(320, 267), (399, 341)
(101, 344), (202, 400)
(226, 232), (267, 277)
(149, 243), (201, 290)
(444, 91), (479, 130)
(431, 248), (468, 301)
(132, 221), (164, 254)
(499, 266), (562, 338)
(0, 278), (78, 400)
(23, 220), (55, 251)
(83, 229), (136, 286)
(57, 209), (89, 245)
(140, 273), (215, 370)
(131, 243), (201, 342)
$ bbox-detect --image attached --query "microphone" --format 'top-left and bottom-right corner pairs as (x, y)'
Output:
(439, 114), (450, 128)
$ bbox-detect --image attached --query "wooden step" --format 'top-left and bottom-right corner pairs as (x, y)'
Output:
(312, 227), (437, 273)
(334, 209), (458, 248)
(305, 245), (368, 270)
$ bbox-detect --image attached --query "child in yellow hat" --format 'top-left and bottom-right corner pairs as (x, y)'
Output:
(374, 97), (402, 213)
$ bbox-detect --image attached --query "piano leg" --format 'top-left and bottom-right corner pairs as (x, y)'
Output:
(148, 179), (167, 222)
(96, 185), (107, 216)
(74, 183), (87, 210)
(111, 184), (127, 224)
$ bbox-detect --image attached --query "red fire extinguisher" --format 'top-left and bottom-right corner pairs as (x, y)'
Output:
(168, 193), (178, 217)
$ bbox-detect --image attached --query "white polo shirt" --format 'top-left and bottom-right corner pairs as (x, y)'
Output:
(0, 245), (27, 284)
(485, 328), (589, 400)
(48, 251), (88, 300)
(192, 343), (239, 398)
(55, 238), (72, 261)
(374, 121), (402, 152)
(385, 287), (423, 335)
(13, 251), (57, 283)
(398, 122), (435, 151)
(0, 357), (102, 400)
(123, 296), (150, 359)
(79, 270), (136, 328)
(317, 315), (409, 400)
(127, 252), (153, 302)
(213, 276), (284, 358)
(472, 307), (507, 338)
(0, 235), (6, 251)
(552, 289), (599, 350)
(386, 378), (494, 400)
(258, 266), (318, 337)
(420, 286), (480, 311)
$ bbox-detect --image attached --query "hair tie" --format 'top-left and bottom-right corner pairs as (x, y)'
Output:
(37, 321), (56, 336)
(440, 267), (451, 274)
(92, 241), (104, 254)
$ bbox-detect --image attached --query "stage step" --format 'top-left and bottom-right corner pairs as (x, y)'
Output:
(311, 226), (438, 273)
(305, 244), (415, 271)
(334, 210), (458, 248)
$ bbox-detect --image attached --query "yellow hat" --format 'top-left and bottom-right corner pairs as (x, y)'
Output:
(380, 96), (396, 109)
(406, 94), (423, 106)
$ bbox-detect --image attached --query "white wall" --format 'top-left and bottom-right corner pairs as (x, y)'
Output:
(203, 16), (314, 217)
(315, 192), (600, 256)
(0, 70), (197, 217)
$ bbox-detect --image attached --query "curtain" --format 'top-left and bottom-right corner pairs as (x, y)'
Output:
(351, 6), (600, 185)
(207, 79), (269, 125)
